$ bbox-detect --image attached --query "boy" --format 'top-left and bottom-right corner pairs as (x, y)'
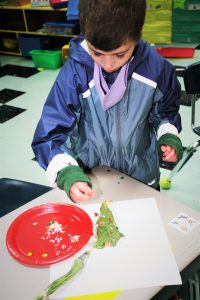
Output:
(32, 0), (183, 203)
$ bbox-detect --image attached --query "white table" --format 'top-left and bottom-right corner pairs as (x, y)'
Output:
(1, 167), (200, 300)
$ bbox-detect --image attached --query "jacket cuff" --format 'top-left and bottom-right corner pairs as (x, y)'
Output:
(158, 133), (183, 161)
(157, 123), (178, 140)
(46, 154), (79, 187)
(57, 165), (92, 198)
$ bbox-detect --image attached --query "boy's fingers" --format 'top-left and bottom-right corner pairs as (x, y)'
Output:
(160, 144), (178, 162)
(70, 192), (90, 203)
(160, 145), (167, 152)
(161, 144), (172, 155)
(161, 145), (177, 162)
(70, 182), (94, 202)
(75, 182), (94, 196)
(162, 148), (177, 162)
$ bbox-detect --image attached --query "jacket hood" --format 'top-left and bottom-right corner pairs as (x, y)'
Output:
(68, 34), (94, 69)
(68, 34), (151, 76)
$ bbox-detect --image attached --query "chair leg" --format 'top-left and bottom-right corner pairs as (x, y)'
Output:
(191, 94), (200, 136)
(189, 273), (200, 300)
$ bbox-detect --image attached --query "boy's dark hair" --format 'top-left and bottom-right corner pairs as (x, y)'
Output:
(79, 0), (146, 51)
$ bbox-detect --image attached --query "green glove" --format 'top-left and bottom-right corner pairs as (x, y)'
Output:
(158, 133), (183, 161)
(57, 165), (92, 198)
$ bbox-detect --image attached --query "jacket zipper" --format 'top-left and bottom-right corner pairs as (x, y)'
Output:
(115, 104), (122, 171)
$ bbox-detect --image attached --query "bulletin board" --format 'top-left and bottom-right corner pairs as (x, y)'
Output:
(172, 0), (200, 43)
(143, 0), (172, 44)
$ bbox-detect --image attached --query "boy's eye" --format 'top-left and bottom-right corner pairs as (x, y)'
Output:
(116, 53), (125, 58)
(93, 51), (102, 57)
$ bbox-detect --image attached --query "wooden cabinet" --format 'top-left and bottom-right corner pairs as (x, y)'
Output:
(0, 5), (78, 55)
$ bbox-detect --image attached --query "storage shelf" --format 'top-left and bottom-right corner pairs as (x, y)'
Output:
(0, 30), (22, 34)
(0, 49), (21, 55)
(0, 4), (67, 11)
(0, 29), (76, 38)
(0, 5), (77, 56)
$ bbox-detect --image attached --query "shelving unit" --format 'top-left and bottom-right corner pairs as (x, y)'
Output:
(0, 5), (78, 56)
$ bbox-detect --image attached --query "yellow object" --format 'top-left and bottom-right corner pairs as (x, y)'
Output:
(42, 253), (48, 257)
(160, 176), (172, 189)
(64, 291), (122, 300)
(37, 68), (45, 72)
(62, 44), (69, 62)
(2, 38), (18, 50)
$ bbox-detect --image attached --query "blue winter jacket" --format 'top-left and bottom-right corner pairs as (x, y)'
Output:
(32, 35), (181, 187)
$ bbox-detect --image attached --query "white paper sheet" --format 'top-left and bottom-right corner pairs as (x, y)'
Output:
(50, 198), (181, 298)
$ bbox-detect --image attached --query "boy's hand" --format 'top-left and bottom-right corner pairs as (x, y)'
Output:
(158, 133), (183, 163)
(160, 145), (177, 162)
(70, 182), (95, 203)
(57, 165), (94, 202)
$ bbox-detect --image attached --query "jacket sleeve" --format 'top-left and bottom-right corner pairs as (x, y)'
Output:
(149, 60), (182, 136)
(32, 60), (81, 171)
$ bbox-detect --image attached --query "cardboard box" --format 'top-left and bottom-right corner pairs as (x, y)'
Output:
(3, 0), (30, 6)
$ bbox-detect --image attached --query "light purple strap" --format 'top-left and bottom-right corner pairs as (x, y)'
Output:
(94, 62), (129, 110)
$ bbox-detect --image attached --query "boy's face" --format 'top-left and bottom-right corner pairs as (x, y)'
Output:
(87, 39), (136, 73)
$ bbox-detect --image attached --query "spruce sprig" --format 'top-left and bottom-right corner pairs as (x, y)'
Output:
(33, 256), (85, 300)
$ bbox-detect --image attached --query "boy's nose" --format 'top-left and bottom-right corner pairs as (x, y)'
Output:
(103, 56), (116, 72)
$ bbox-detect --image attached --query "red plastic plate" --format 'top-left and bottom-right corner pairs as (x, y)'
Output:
(6, 203), (93, 267)
(156, 47), (195, 58)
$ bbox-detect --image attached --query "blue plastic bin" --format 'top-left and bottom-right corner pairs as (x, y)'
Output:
(18, 36), (45, 57)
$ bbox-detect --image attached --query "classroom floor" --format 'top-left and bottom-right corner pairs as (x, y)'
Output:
(0, 53), (200, 213)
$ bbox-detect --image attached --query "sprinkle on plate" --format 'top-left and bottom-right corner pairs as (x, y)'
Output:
(42, 253), (48, 257)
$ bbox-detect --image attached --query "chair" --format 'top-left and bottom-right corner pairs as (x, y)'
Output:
(184, 61), (200, 136)
(0, 178), (52, 217)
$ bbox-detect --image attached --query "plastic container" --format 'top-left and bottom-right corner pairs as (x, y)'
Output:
(156, 47), (195, 58)
(49, 0), (68, 9)
(42, 21), (79, 35)
(31, 0), (50, 6)
(18, 36), (44, 57)
(29, 50), (62, 69)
